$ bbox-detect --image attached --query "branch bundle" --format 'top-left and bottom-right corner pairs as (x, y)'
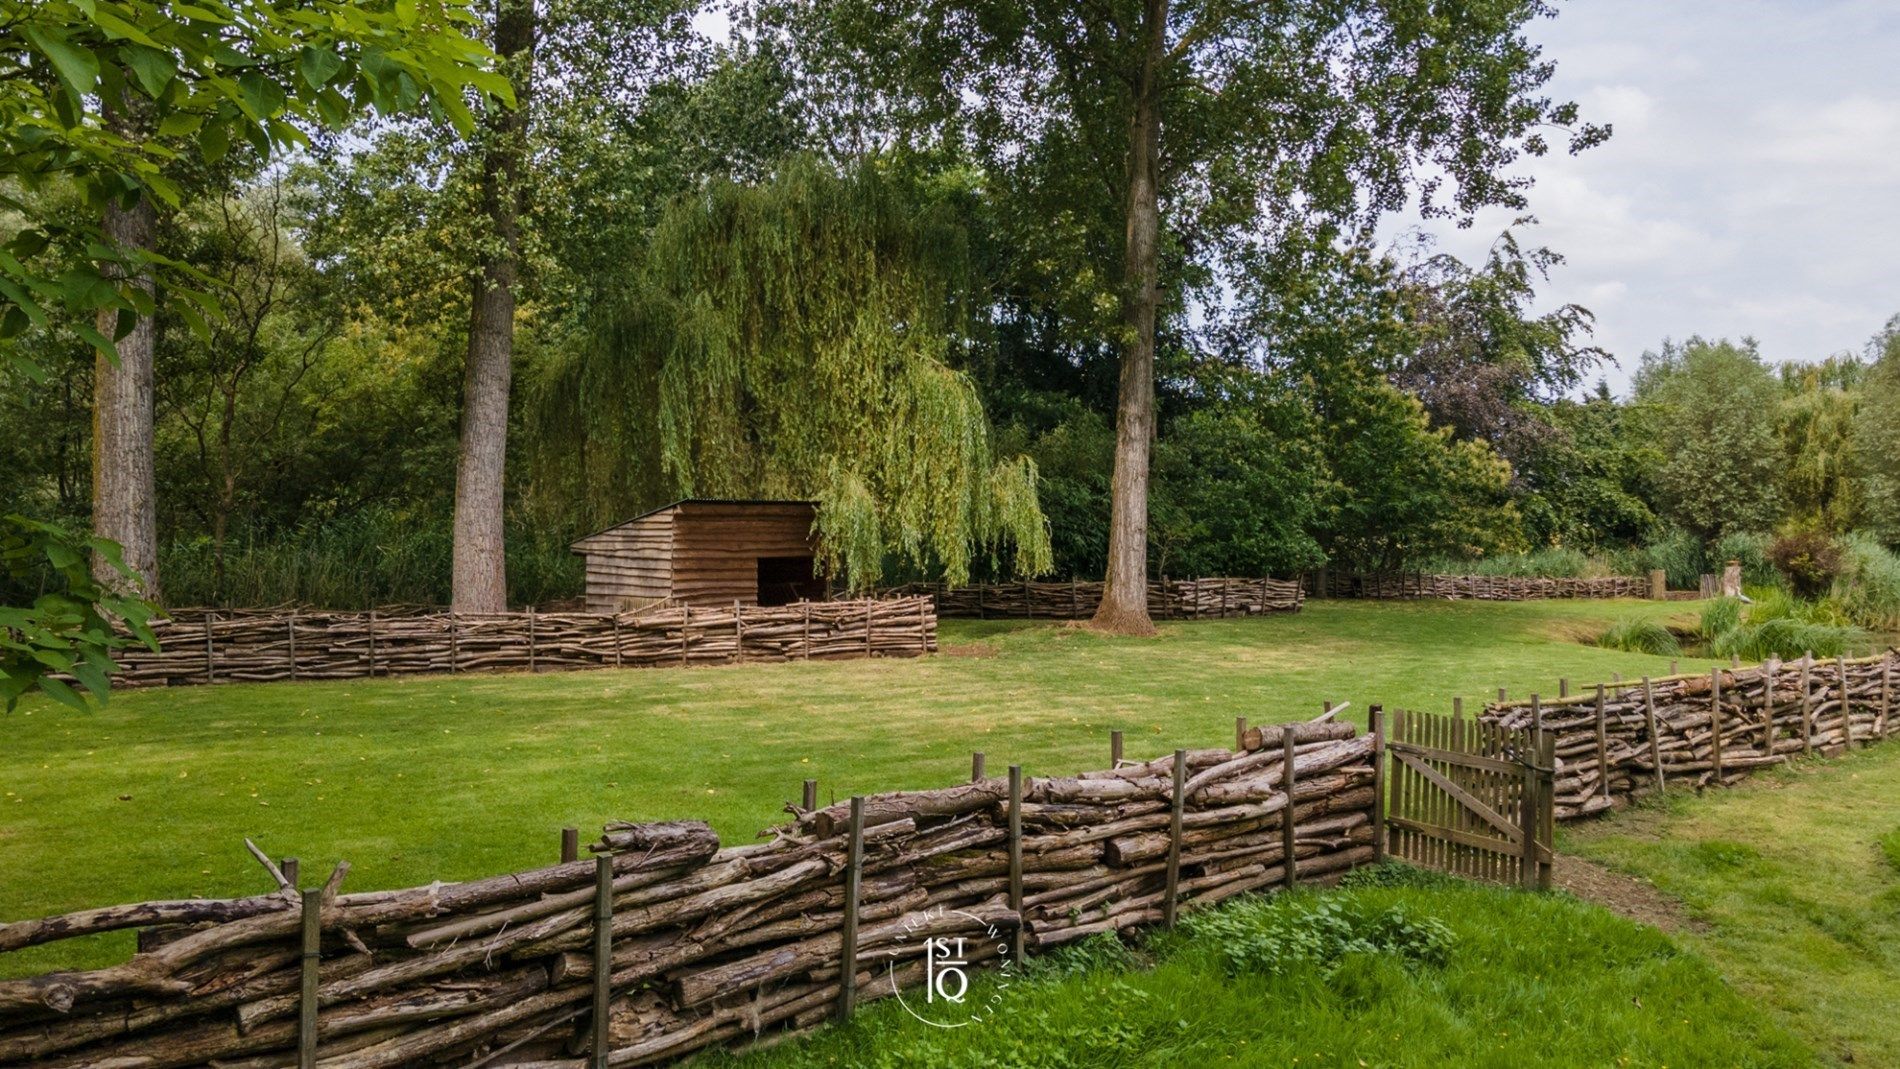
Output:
(881, 577), (1303, 619)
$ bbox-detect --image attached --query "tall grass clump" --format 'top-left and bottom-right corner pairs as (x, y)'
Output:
(1833, 533), (1900, 632)
(1641, 529), (1704, 589)
(1597, 616), (1682, 656)
(1702, 586), (1868, 661)
(1716, 530), (1779, 588)
(1417, 547), (1623, 578)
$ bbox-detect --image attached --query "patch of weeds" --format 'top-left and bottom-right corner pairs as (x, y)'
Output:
(1879, 828), (1900, 875)
(1184, 894), (1453, 978)
(1337, 860), (1464, 891)
(1022, 931), (1138, 979)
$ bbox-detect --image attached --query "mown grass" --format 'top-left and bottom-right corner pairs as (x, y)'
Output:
(698, 868), (1810, 1069)
(1566, 742), (1900, 1066)
(4, 599), (1698, 980)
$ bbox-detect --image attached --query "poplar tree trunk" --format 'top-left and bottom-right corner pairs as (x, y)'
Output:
(450, 0), (535, 613)
(1090, 0), (1166, 636)
(92, 193), (160, 602)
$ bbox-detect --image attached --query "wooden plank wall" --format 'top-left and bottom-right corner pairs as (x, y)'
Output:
(575, 512), (674, 612)
(669, 502), (817, 605)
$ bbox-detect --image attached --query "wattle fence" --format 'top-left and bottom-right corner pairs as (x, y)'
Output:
(883, 576), (1303, 619)
(1482, 649), (1898, 820)
(1308, 571), (1652, 601)
(0, 716), (1377, 1068)
(107, 598), (936, 688)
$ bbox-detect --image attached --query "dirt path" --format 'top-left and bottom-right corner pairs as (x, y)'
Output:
(1551, 853), (1705, 933)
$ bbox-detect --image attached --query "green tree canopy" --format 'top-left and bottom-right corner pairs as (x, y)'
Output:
(1633, 338), (1784, 542)
(540, 155), (1052, 587)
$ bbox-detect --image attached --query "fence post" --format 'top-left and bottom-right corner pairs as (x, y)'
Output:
(1070, 577), (1079, 618)
(298, 888), (320, 1069)
(610, 613), (621, 669)
(561, 828), (579, 864)
(1453, 696), (1463, 719)
(1595, 684), (1610, 802)
(1281, 733), (1298, 890)
(450, 612), (461, 673)
(801, 779), (817, 812)
(591, 855), (613, 1068)
(918, 597), (929, 655)
(1111, 730), (1124, 767)
(1369, 706), (1386, 863)
(287, 613), (297, 681)
(837, 796), (865, 1019)
(1559, 678), (1569, 699)
(204, 613), (216, 684)
(1642, 678), (1665, 794)
(281, 857), (300, 886)
(801, 602), (811, 660)
(1763, 658), (1779, 751)
(680, 605), (690, 667)
(734, 600), (744, 665)
(1800, 654), (1814, 753)
(366, 610), (377, 678)
(1164, 751), (1186, 926)
(1538, 731), (1556, 890)
(1007, 766), (1025, 961)
(971, 752), (986, 783)
(1235, 716), (1248, 752)
(1024, 579), (1033, 620)
(1882, 657), (1893, 739)
(1838, 655), (1852, 749)
(1711, 668), (1724, 784)
(1518, 731), (1540, 892)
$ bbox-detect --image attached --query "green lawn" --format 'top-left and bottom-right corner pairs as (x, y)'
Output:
(4, 598), (1698, 981)
(1565, 741), (1900, 1066)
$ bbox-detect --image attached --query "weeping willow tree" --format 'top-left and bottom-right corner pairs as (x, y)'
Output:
(536, 156), (1051, 588)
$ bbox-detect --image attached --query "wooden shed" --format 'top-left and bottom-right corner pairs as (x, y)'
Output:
(569, 499), (824, 613)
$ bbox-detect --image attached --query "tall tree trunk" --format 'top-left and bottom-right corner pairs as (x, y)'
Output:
(450, 0), (536, 613)
(92, 194), (160, 602)
(1090, 0), (1167, 636)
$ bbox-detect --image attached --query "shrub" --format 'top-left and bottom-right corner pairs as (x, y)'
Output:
(1767, 529), (1843, 598)
(1185, 894), (1453, 978)
(1597, 616), (1682, 656)
(1833, 533), (1900, 631)
(1698, 587), (1867, 661)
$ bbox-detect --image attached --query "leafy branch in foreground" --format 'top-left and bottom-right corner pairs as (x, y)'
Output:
(0, 516), (156, 711)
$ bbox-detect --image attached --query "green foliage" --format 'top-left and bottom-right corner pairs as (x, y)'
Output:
(1776, 357), (1864, 531)
(1417, 547), (1602, 578)
(1597, 617), (1682, 657)
(1699, 596), (1744, 640)
(0, 0), (506, 378)
(1702, 588), (1868, 661)
(1716, 530), (1780, 589)
(1767, 529), (1843, 598)
(1642, 529), (1707, 590)
(1185, 893), (1453, 978)
(1687, 840), (1762, 870)
(1853, 319), (1900, 544)
(1633, 339), (1784, 541)
(1879, 829), (1900, 875)
(543, 156), (1051, 588)
(1832, 533), (1900, 632)
(157, 509), (580, 609)
(0, 516), (155, 711)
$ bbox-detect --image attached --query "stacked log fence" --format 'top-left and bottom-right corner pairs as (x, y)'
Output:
(883, 576), (1303, 619)
(1482, 649), (1898, 820)
(0, 714), (1377, 1068)
(107, 598), (937, 689)
(1310, 572), (1650, 601)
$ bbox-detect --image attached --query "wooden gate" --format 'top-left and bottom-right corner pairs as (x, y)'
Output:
(1382, 708), (1554, 889)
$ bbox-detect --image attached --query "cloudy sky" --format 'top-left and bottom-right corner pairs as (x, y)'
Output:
(1408, 0), (1900, 394)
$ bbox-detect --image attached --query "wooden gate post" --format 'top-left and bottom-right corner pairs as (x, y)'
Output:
(1518, 733), (1540, 891)
(1111, 730), (1124, 767)
(971, 752), (986, 783)
(1369, 706), (1386, 863)
(561, 828), (579, 864)
(801, 779), (818, 812)
(1594, 684), (1610, 801)
(1642, 678), (1666, 795)
(1235, 716), (1248, 752)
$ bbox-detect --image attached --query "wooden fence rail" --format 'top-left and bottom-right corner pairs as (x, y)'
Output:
(0, 714), (1375, 1068)
(881, 576), (1303, 619)
(1483, 649), (1899, 820)
(105, 598), (938, 689)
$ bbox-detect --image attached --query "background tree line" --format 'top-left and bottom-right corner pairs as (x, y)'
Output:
(5, 1), (1899, 686)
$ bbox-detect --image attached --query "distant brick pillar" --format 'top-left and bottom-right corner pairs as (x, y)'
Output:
(1648, 569), (1667, 600)
(1721, 559), (1743, 599)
